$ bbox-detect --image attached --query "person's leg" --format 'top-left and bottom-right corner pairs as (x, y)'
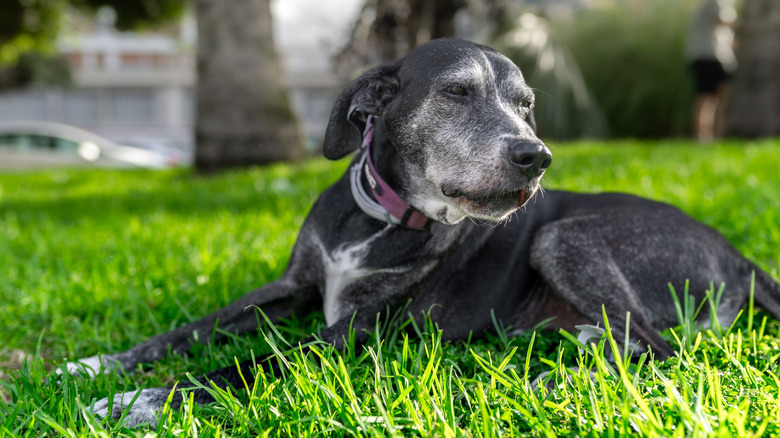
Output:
(691, 59), (729, 143)
(713, 82), (730, 138)
(693, 91), (718, 143)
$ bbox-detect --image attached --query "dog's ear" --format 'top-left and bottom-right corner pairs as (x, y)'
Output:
(322, 63), (400, 160)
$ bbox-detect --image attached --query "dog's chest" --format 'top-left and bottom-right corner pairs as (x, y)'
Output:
(322, 240), (375, 325)
(318, 226), (423, 326)
(316, 226), (390, 326)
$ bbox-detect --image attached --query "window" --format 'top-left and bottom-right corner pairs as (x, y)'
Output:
(0, 91), (47, 119)
(111, 89), (155, 123)
(63, 90), (99, 124)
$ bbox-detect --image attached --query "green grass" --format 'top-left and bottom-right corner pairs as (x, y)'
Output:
(1, 139), (779, 436)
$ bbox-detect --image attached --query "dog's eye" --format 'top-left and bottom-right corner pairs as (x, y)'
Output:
(445, 86), (468, 96)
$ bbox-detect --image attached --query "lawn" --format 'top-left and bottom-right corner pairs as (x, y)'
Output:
(1, 139), (779, 436)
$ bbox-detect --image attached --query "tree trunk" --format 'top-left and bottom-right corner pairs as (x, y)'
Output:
(372, 0), (460, 62)
(194, 0), (303, 172)
(723, 0), (780, 137)
(337, 0), (472, 69)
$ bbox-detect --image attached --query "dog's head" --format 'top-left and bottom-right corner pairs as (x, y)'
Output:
(323, 38), (551, 225)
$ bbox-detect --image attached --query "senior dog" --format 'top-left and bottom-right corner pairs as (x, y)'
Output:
(64, 39), (780, 426)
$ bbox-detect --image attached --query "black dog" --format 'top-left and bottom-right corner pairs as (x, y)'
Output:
(64, 39), (780, 426)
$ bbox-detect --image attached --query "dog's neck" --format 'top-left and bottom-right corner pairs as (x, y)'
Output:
(349, 116), (433, 230)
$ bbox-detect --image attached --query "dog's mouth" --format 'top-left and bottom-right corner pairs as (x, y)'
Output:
(441, 183), (534, 219)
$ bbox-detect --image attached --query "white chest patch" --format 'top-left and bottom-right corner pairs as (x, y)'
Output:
(319, 226), (393, 326)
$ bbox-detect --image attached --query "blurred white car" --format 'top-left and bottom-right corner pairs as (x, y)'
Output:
(0, 121), (186, 169)
(109, 137), (192, 166)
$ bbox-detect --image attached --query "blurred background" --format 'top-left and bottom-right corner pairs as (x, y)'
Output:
(0, 0), (777, 172)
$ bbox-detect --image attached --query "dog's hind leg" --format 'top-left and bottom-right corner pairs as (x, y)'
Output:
(528, 206), (780, 361)
(528, 212), (699, 361)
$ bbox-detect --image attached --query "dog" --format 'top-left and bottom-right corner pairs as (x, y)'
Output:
(63, 38), (780, 426)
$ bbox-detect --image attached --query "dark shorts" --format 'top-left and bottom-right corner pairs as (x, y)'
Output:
(690, 59), (731, 93)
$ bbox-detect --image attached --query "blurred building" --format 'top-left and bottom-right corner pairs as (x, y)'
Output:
(0, 13), (196, 149)
(281, 44), (341, 150)
(0, 11), (341, 152)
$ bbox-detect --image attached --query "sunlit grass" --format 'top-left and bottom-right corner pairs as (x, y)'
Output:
(1, 138), (779, 436)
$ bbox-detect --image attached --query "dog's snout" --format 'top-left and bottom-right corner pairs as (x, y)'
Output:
(509, 140), (552, 176)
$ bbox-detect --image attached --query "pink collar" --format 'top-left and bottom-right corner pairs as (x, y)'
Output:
(350, 116), (433, 230)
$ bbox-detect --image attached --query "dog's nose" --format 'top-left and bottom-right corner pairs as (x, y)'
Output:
(509, 140), (552, 176)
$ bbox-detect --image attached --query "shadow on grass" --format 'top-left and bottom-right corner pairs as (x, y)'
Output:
(0, 161), (348, 226)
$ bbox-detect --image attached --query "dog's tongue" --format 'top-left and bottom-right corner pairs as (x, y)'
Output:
(516, 190), (527, 207)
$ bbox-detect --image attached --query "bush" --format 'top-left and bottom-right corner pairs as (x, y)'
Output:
(551, 0), (698, 138)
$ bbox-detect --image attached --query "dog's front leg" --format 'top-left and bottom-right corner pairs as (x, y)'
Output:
(61, 277), (321, 377)
(72, 278), (317, 428)
(91, 298), (411, 427)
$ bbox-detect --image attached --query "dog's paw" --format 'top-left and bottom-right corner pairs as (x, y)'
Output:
(574, 324), (606, 347)
(92, 387), (174, 428)
(56, 354), (122, 378)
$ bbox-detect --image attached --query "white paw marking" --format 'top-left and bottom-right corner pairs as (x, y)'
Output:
(575, 324), (605, 347)
(93, 387), (173, 427)
(57, 355), (111, 377)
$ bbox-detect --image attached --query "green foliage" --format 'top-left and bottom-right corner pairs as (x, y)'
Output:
(0, 51), (72, 89)
(72, 0), (188, 31)
(1, 139), (779, 435)
(0, 0), (186, 77)
(0, 0), (65, 66)
(551, 0), (699, 138)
